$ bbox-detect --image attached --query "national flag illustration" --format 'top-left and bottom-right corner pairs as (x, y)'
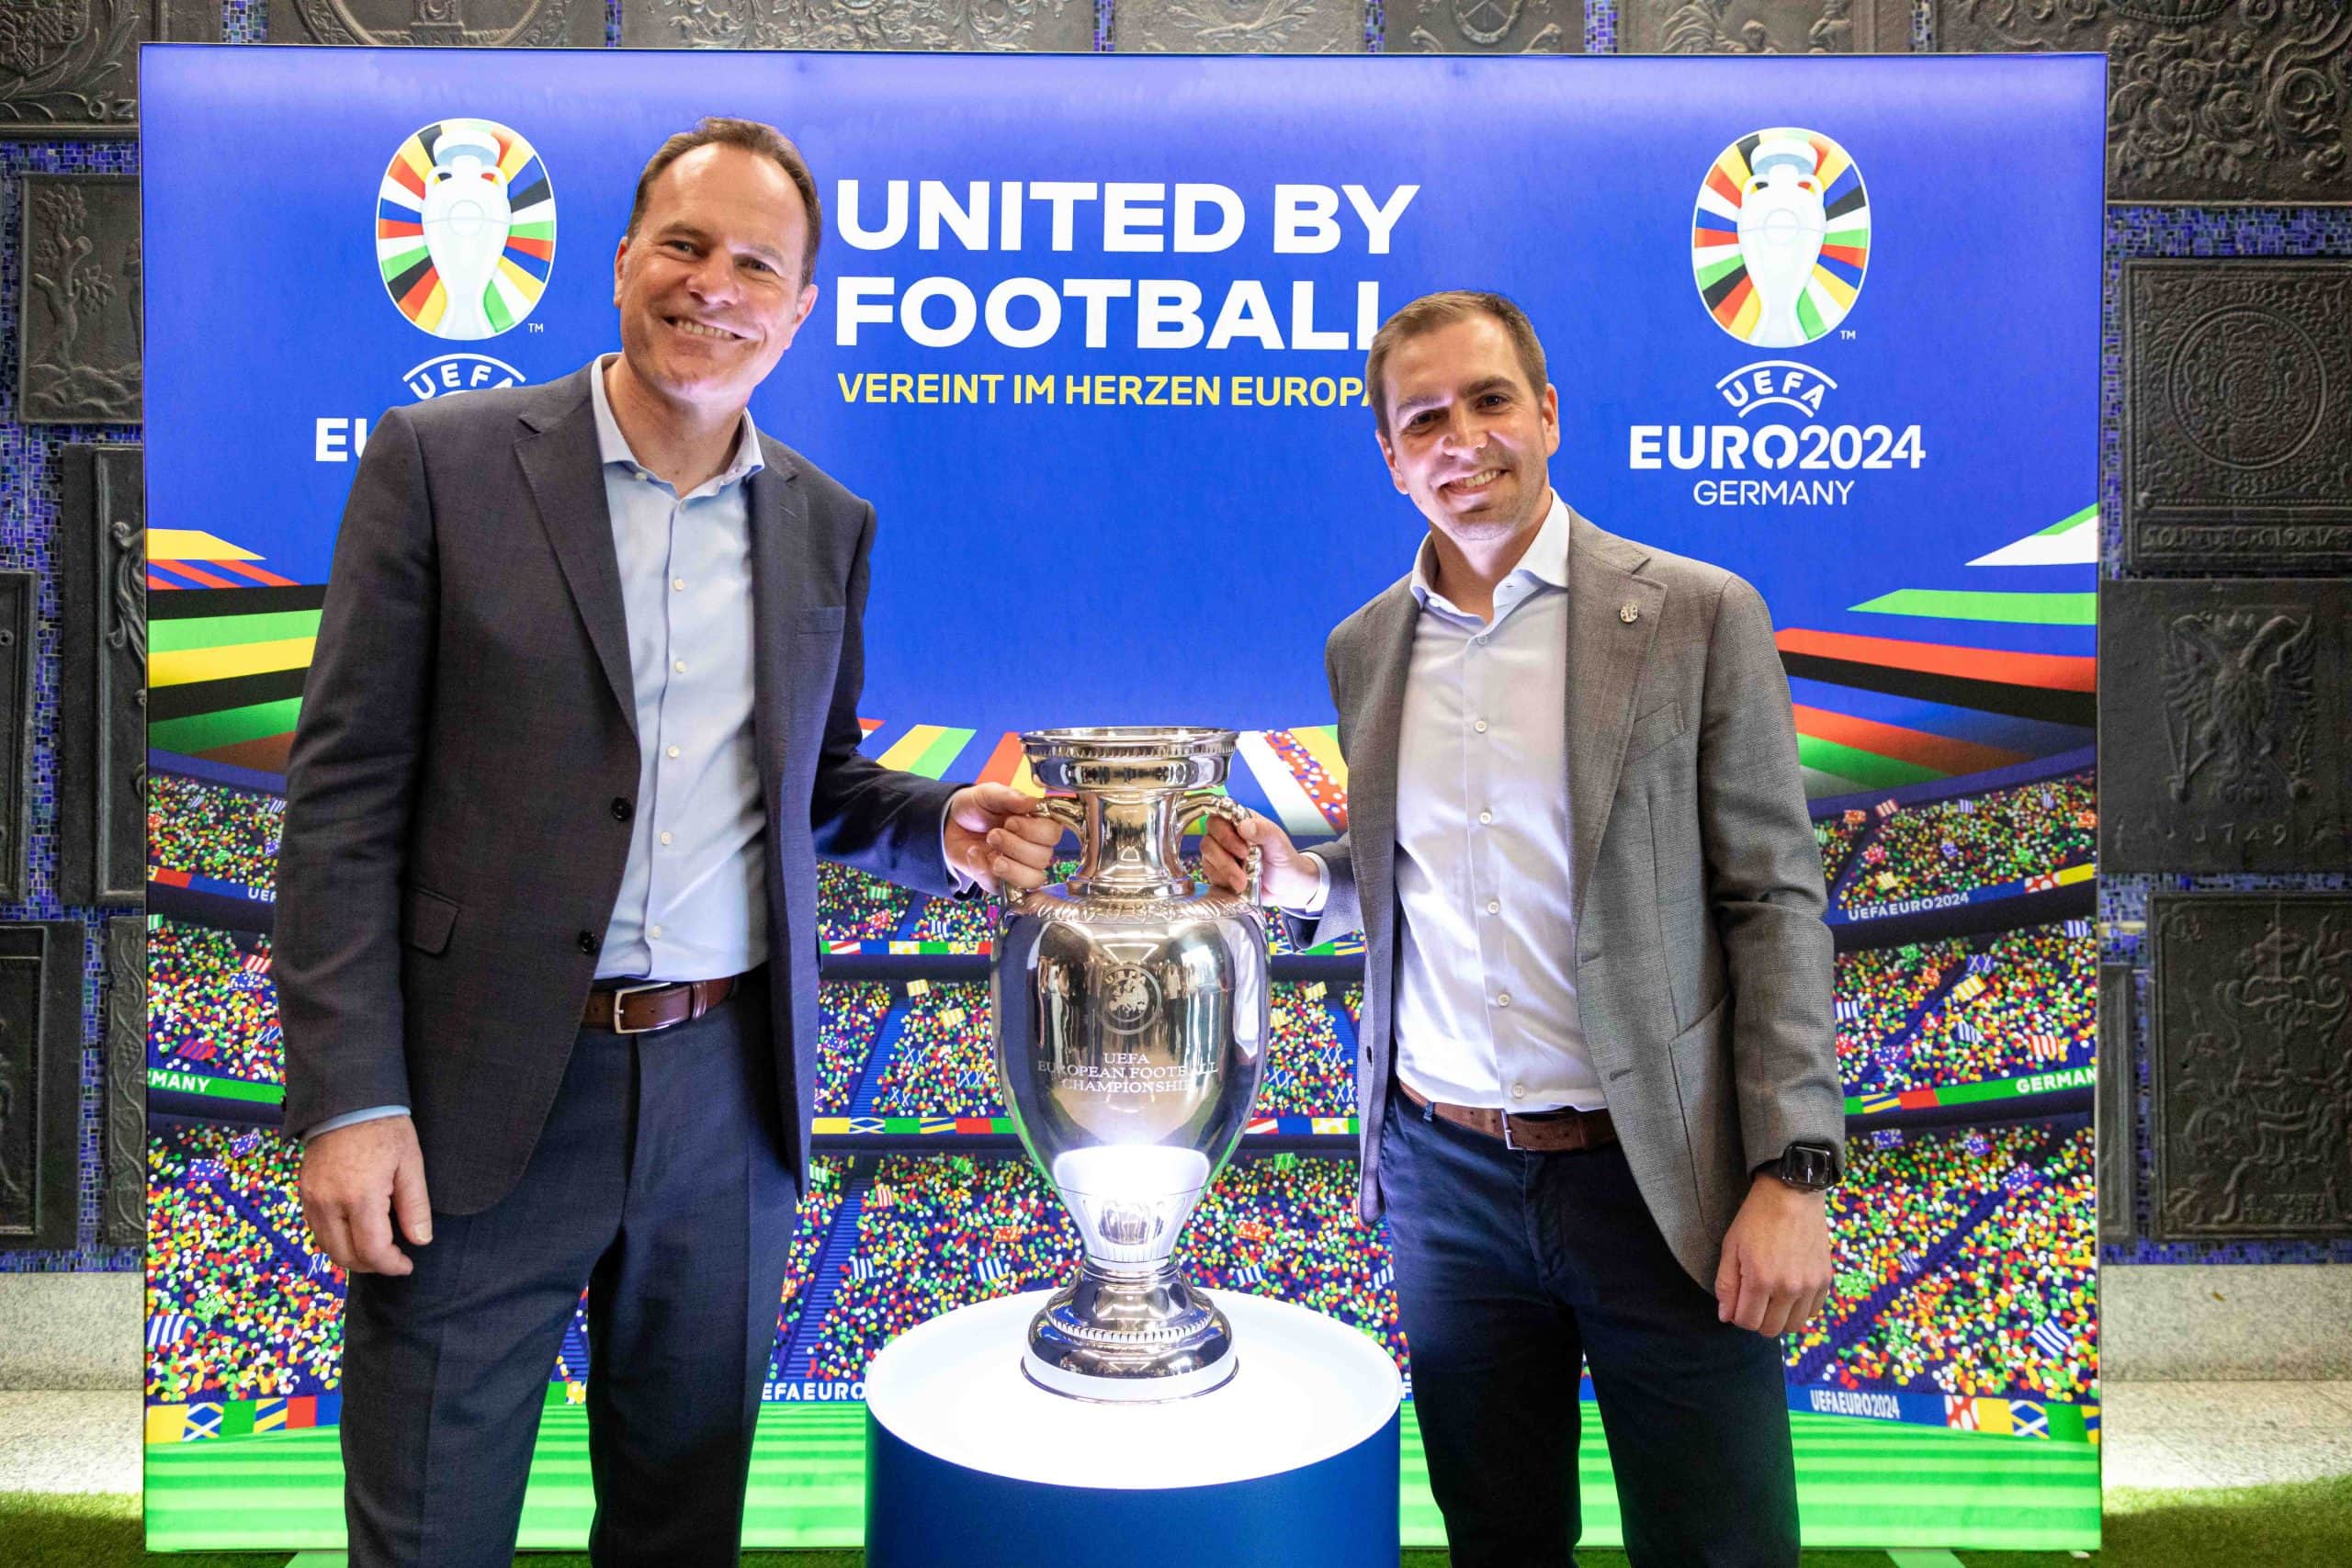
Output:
(2029, 1032), (2065, 1063)
(183, 1403), (224, 1441)
(2024, 872), (2059, 892)
(1943, 1396), (1979, 1431)
(1371, 1261), (1394, 1291)
(1862, 844), (1887, 865)
(1835, 998), (1862, 1021)
(2065, 919), (2092, 939)
(2030, 1319), (2073, 1361)
(146, 1314), (197, 1350)
(1968, 954), (1996, 975)
(2085, 1405), (2101, 1443)
(1229, 1263), (1265, 1288)
(1246, 1117), (1278, 1135)
(1310, 1117), (1351, 1134)
(977, 1255), (1011, 1285)
(1954, 1021), (1981, 1043)
(230, 1132), (260, 1156)
(1950, 975), (1987, 1004)
(175, 1038), (219, 1064)
(918, 1119), (956, 1135)
(848, 1117), (886, 1134)
(187, 1157), (227, 1181)
(241, 950), (273, 978)
(1874, 798), (1899, 818)
(905, 979), (931, 998)
(1898, 1249), (1923, 1276)
(1860, 1093), (1901, 1114)
(2074, 809), (2097, 829)
(1842, 808), (1867, 827)
(848, 1258), (876, 1283)
(1873, 871), (1896, 890)
(254, 1398), (290, 1433)
(2002, 1163), (2039, 1193)
(1939, 840), (1960, 860)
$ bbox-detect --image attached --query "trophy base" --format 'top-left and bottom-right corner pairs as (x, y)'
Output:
(1020, 1261), (1237, 1403)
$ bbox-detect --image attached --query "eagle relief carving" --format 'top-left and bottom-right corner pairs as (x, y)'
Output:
(2159, 609), (2315, 807)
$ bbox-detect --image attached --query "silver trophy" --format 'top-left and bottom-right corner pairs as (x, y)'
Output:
(992, 728), (1268, 1401)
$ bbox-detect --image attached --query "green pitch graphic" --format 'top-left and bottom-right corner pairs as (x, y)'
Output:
(144, 1403), (2098, 1552)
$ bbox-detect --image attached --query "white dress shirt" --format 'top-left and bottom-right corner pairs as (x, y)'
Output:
(1298, 491), (1601, 1112)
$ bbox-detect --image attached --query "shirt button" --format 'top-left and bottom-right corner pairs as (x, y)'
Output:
(673, 659), (687, 674)
(576, 931), (596, 954)
(611, 797), (633, 823)
(666, 745), (681, 759)
(1478, 810), (1493, 825)
(660, 831), (673, 846)
(673, 578), (685, 592)
(1496, 992), (1512, 1008)
(650, 924), (664, 940)
(1510, 1083), (1526, 1100)
(1474, 719), (1488, 734)
(1487, 898), (1501, 915)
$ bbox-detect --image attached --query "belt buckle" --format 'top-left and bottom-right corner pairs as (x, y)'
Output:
(1501, 1112), (1524, 1153)
(608, 980), (670, 1034)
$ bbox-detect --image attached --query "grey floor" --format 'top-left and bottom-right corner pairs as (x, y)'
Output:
(6, 1382), (2352, 1498)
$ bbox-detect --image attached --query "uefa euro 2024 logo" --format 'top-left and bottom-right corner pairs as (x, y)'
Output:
(377, 118), (555, 340)
(1691, 129), (1869, 348)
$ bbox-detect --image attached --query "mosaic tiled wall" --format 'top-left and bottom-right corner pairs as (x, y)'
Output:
(6, 0), (2344, 1268)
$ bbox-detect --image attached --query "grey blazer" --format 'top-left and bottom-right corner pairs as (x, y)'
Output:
(276, 366), (960, 1215)
(1292, 506), (1843, 1289)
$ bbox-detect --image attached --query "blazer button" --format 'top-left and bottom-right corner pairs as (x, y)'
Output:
(611, 797), (634, 823)
(577, 931), (596, 955)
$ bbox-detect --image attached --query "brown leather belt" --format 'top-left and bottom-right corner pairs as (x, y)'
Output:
(583, 975), (742, 1035)
(1399, 1080), (1616, 1154)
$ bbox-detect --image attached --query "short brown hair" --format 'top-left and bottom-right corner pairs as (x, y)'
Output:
(627, 117), (823, 284)
(1365, 290), (1549, 438)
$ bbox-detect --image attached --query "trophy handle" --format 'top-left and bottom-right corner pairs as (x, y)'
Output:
(1178, 793), (1262, 905)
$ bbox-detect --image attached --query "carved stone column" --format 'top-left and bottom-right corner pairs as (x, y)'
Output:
(60, 445), (148, 907)
(103, 918), (146, 1247)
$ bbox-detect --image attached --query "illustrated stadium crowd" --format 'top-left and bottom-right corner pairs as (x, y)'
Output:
(1820, 772), (2095, 910)
(146, 762), (2099, 1423)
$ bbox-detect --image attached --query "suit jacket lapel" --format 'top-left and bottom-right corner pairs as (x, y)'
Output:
(515, 369), (635, 732)
(745, 455), (808, 830)
(1565, 510), (1664, 926)
(1348, 581), (1419, 942)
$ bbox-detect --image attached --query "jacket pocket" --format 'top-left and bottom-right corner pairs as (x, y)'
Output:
(1625, 701), (1685, 764)
(401, 886), (458, 954)
(795, 604), (846, 635)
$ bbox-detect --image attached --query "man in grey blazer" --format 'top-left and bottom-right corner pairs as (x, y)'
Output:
(278, 119), (1058, 1565)
(1205, 291), (1841, 1566)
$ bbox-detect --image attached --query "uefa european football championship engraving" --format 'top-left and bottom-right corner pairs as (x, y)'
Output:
(991, 728), (1269, 1400)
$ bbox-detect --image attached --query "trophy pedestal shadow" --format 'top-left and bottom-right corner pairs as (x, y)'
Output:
(865, 1288), (1401, 1567)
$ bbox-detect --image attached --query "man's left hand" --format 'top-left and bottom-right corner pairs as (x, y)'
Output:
(1713, 1172), (1833, 1338)
(945, 783), (1063, 894)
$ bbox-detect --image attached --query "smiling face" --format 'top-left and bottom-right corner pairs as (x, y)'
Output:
(611, 143), (819, 419)
(1375, 313), (1561, 550)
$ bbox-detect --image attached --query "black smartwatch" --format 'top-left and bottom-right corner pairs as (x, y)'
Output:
(1763, 1142), (1839, 1193)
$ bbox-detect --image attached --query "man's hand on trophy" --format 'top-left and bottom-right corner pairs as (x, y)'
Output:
(1201, 810), (1320, 908)
(947, 783), (1065, 893)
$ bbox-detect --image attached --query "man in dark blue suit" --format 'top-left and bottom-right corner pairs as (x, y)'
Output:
(277, 118), (1059, 1566)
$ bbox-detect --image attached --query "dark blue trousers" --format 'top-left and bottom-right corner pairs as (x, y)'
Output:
(1380, 1093), (1799, 1568)
(340, 971), (798, 1567)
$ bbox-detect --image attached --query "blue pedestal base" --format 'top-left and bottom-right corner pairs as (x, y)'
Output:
(864, 1290), (1402, 1568)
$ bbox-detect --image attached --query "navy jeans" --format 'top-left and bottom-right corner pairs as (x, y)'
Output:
(340, 970), (798, 1567)
(1380, 1093), (1799, 1568)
